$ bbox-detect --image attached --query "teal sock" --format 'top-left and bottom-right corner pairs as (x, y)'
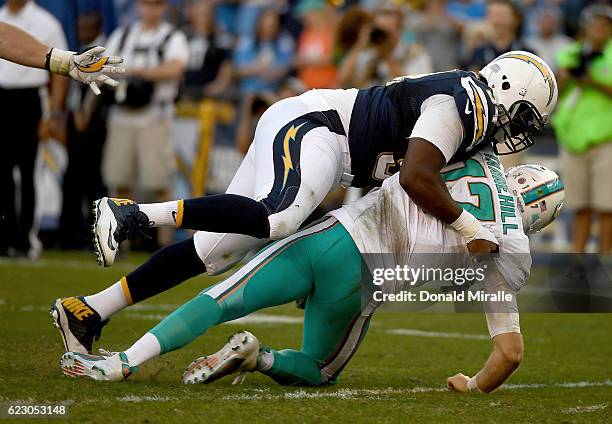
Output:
(259, 348), (324, 386)
(150, 294), (222, 353)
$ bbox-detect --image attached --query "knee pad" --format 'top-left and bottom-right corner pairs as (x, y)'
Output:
(193, 231), (267, 276)
(267, 209), (303, 240)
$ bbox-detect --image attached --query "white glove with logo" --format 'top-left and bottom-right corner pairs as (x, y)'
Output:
(45, 46), (124, 95)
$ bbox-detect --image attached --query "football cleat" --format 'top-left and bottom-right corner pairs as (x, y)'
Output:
(183, 330), (260, 385)
(61, 350), (137, 381)
(50, 296), (107, 354)
(92, 197), (151, 267)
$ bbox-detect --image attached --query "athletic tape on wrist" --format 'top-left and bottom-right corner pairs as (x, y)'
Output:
(48, 48), (74, 76)
(450, 209), (481, 241)
(467, 376), (483, 393)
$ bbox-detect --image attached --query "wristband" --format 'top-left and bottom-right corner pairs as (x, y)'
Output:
(47, 48), (74, 76)
(450, 209), (481, 241)
(467, 376), (483, 393)
(44, 48), (53, 70)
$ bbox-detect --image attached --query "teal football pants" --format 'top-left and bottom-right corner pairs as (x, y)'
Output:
(149, 217), (370, 386)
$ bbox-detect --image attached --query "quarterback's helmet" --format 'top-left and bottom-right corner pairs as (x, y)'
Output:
(505, 165), (564, 234)
(480, 51), (558, 155)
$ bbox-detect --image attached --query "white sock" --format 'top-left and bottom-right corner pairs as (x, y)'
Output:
(124, 333), (161, 367)
(256, 350), (275, 371)
(84, 279), (130, 321)
(139, 200), (183, 227)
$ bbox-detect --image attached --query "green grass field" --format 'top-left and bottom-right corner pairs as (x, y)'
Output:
(0, 252), (610, 423)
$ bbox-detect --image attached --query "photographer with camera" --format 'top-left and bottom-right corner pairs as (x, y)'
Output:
(101, 0), (188, 246)
(552, 4), (612, 254)
(337, 2), (432, 88)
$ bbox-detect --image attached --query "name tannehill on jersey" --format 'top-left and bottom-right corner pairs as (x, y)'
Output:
(347, 70), (496, 187)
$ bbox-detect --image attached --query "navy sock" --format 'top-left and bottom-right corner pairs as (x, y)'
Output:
(182, 194), (270, 239)
(126, 238), (206, 303)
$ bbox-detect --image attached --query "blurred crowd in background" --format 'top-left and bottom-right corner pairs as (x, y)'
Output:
(0, 0), (610, 260)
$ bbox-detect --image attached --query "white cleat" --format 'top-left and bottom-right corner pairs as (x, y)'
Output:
(60, 350), (137, 381)
(183, 331), (260, 385)
(92, 197), (150, 267)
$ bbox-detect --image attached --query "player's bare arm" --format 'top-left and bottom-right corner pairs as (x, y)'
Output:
(399, 138), (498, 255)
(0, 21), (124, 94)
(0, 21), (48, 68)
(447, 332), (523, 393)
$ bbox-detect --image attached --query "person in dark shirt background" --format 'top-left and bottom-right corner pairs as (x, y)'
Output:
(59, 12), (111, 249)
(464, 0), (531, 70)
(183, 0), (232, 99)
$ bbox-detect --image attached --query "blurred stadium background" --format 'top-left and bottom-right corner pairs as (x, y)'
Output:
(0, 0), (610, 261)
(1, 2), (611, 421)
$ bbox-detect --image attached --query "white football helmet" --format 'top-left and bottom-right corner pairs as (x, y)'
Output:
(480, 51), (558, 155)
(505, 165), (564, 234)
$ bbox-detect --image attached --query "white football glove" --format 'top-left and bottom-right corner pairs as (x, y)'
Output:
(46, 46), (124, 95)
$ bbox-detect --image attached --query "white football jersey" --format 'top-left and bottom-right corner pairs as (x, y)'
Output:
(330, 147), (531, 292)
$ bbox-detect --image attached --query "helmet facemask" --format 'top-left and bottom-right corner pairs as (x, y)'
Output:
(492, 100), (547, 155)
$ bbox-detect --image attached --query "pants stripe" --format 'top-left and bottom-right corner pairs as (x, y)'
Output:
(260, 109), (346, 215)
(320, 313), (372, 383)
(205, 217), (339, 301)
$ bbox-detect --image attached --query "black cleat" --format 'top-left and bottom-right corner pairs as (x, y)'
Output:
(92, 197), (151, 267)
(50, 296), (108, 354)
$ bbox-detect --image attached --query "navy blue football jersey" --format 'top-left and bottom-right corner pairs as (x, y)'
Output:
(347, 70), (496, 187)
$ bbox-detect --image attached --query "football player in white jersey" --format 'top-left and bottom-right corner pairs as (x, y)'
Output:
(56, 150), (564, 394)
(69, 52), (558, 348)
(0, 22), (123, 94)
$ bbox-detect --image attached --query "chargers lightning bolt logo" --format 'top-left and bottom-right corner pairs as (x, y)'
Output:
(281, 123), (306, 189)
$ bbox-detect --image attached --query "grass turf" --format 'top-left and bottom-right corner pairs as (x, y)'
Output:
(0, 251), (610, 423)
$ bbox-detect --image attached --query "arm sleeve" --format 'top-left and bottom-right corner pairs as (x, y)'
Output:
(409, 94), (464, 163)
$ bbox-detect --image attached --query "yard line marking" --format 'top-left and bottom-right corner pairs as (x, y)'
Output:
(10, 303), (304, 326)
(386, 328), (489, 340)
(9, 303), (182, 312)
(505, 381), (612, 389)
(220, 381), (612, 400)
(128, 304), (179, 312)
(6, 381), (610, 405)
(125, 312), (303, 325)
(116, 395), (178, 402)
(0, 257), (141, 270)
(561, 403), (608, 414)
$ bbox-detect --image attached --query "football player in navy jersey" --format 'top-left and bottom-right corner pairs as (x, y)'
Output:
(51, 51), (558, 352)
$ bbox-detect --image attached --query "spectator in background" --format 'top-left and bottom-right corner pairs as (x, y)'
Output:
(446, 0), (486, 23)
(338, 2), (433, 87)
(234, 0), (276, 38)
(0, 0), (68, 259)
(552, 4), (612, 254)
(183, 0), (233, 99)
(59, 12), (110, 249)
(413, 0), (461, 71)
(295, 0), (337, 89)
(102, 0), (189, 246)
(335, 6), (372, 87)
(526, 6), (571, 73)
(234, 8), (294, 95)
(464, 0), (530, 70)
